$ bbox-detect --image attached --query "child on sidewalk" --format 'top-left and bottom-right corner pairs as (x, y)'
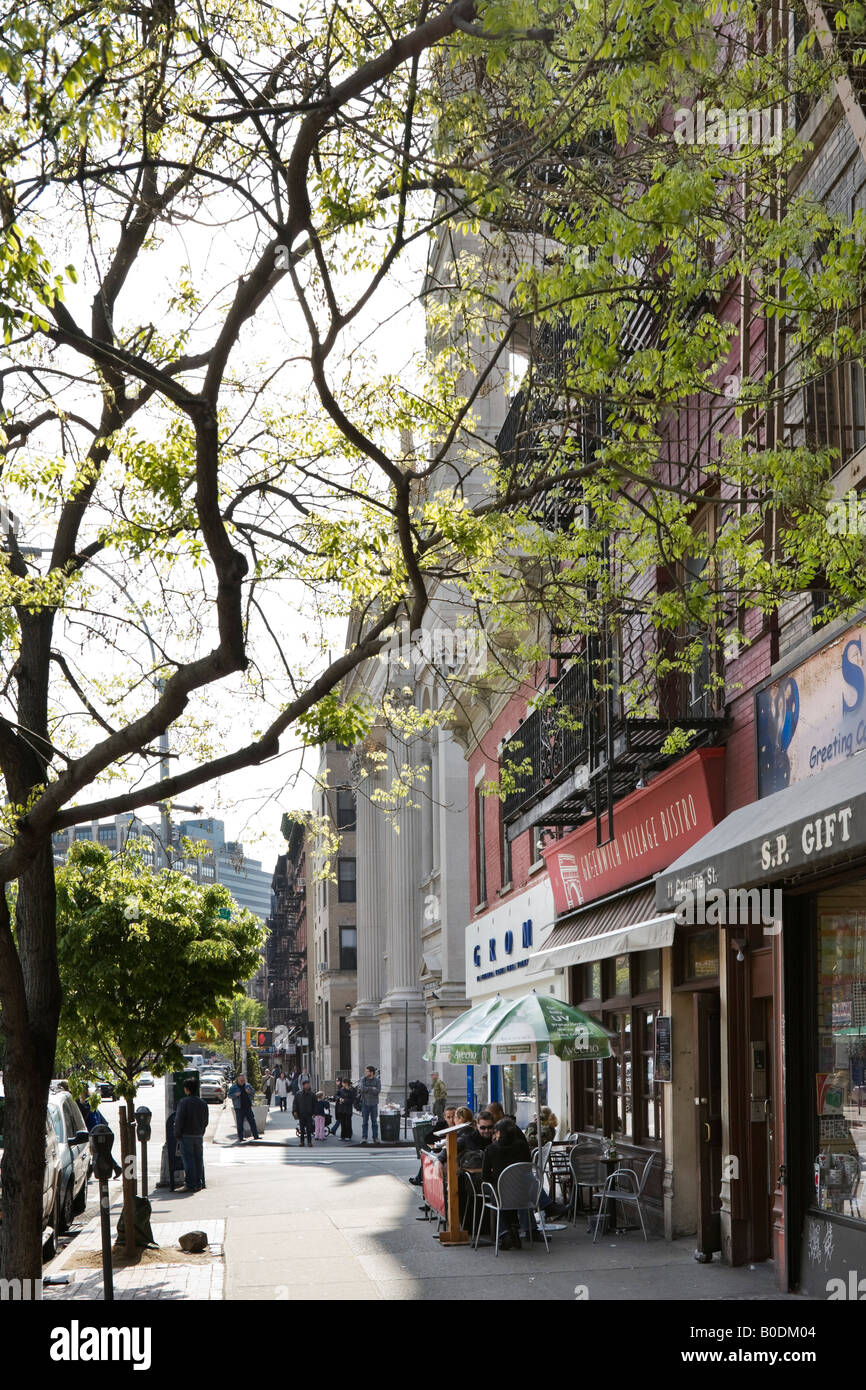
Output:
(314, 1091), (330, 1140)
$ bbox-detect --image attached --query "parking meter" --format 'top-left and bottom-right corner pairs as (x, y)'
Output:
(90, 1123), (115, 1181)
(134, 1106), (152, 1142)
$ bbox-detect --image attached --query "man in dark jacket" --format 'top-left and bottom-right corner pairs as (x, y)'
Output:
(358, 1065), (381, 1145)
(293, 1079), (317, 1147)
(334, 1080), (357, 1142)
(174, 1080), (210, 1192)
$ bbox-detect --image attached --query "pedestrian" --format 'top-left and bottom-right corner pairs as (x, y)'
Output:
(77, 1092), (123, 1178)
(174, 1079), (210, 1192)
(329, 1077), (342, 1135)
(314, 1091), (330, 1140)
(358, 1065), (381, 1145)
(431, 1071), (447, 1120)
(228, 1073), (260, 1142)
(263, 1069), (273, 1108)
(407, 1078), (429, 1112)
(293, 1079), (316, 1147)
(275, 1073), (289, 1111)
(334, 1078), (357, 1141)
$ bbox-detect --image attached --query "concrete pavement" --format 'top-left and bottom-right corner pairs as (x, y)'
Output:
(45, 1101), (814, 1301)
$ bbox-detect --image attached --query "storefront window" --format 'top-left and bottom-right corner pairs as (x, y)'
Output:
(814, 887), (866, 1225)
(685, 929), (719, 981)
(571, 949), (662, 1144)
(638, 950), (660, 993)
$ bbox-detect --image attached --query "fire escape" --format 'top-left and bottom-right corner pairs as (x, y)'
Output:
(497, 314), (727, 846)
(267, 824), (309, 1038)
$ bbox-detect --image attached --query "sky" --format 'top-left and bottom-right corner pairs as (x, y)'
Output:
(6, 155), (431, 879)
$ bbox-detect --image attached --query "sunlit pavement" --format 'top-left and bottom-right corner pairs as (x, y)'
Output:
(45, 1098), (812, 1301)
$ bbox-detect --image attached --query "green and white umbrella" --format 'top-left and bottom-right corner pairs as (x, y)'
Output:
(425, 991), (614, 1180)
(424, 991), (613, 1066)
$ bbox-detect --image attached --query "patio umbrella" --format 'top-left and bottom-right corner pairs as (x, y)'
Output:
(424, 991), (613, 1176)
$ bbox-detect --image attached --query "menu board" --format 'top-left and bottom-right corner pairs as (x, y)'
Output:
(654, 1015), (672, 1083)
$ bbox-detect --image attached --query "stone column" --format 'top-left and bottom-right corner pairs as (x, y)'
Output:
(428, 729), (470, 1106)
(378, 732), (427, 1104)
(349, 748), (386, 1078)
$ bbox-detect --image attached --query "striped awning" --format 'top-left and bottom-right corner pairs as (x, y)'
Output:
(528, 883), (675, 971)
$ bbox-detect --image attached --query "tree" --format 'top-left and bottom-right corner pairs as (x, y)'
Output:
(246, 1050), (263, 1096)
(1, 0), (865, 1278)
(55, 838), (264, 1248)
(56, 840), (265, 1106)
(215, 993), (266, 1070)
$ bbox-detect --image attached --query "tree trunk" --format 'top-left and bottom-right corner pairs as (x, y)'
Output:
(0, 846), (62, 1279)
(117, 1104), (138, 1255)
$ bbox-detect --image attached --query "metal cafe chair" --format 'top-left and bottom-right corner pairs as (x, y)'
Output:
(547, 1147), (573, 1205)
(592, 1153), (655, 1243)
(474, 1162), (550, 1256)
(568, 1143), (605, 1228)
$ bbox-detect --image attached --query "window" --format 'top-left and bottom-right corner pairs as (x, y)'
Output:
(98, 826), (115, 843)
(812, 884), (866, 1226)
(570, 949), (662, 1145)
(74, 827), (90, 840)
(337, 858), (356, 903)
(531, 823), (544, 865)
(475, 787), (487, 904)
(340, 926), (357, 971)
(336, 789), (356, 830)
(499, 801), (512, 889)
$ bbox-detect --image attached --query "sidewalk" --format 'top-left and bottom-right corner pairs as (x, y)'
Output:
(44, 1105), (813, 1302)
(44, 1103), (228, 1302)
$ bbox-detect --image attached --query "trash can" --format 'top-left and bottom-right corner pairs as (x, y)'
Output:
(380, 1109), (401, 1143)
(412, 1119), (435, 1156)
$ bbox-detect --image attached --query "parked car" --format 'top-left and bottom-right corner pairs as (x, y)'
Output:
(199, 1072), (225, 1104)
(0, 1085), (64, 1257)
(136, 1070), (155, 1087)
(46, 1093), (91, 1233)
(94, 1078), (115, 1100)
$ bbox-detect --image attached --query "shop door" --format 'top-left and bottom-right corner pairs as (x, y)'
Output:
(694, 990), (722, 1258)
(747, 996), (774, 1263)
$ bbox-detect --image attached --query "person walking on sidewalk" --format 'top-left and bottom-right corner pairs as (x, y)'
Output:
(293, 1079), (317, 1147)
(275, 1073), (289, 1111)
(174, 1079), (210, 1192)
(335, 1079), (357, 1142)
(228, 1073), (260, 1142)
(358, 1065), (381, 1145)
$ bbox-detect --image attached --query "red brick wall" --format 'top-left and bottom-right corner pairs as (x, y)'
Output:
(467, 684), (551, 914)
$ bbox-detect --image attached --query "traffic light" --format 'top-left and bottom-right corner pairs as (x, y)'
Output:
(257, 1030), (267, 1048)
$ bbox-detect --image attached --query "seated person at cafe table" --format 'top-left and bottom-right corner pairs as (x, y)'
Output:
(480, 1118), (568, 1248)
(481, 1118), (533, 1250)
(525, 1107), (558, 1150)
(408, 1105), (458, 1188)
(450, 1107), (493, 1172)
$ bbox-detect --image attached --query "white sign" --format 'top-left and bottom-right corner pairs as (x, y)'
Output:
(295, 1037), (309, 1046)
(465, 878), (555, 998)
(273, 1024), (290, 1048)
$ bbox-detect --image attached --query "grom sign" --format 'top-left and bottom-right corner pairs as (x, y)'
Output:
(542, 748), (725, 916)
